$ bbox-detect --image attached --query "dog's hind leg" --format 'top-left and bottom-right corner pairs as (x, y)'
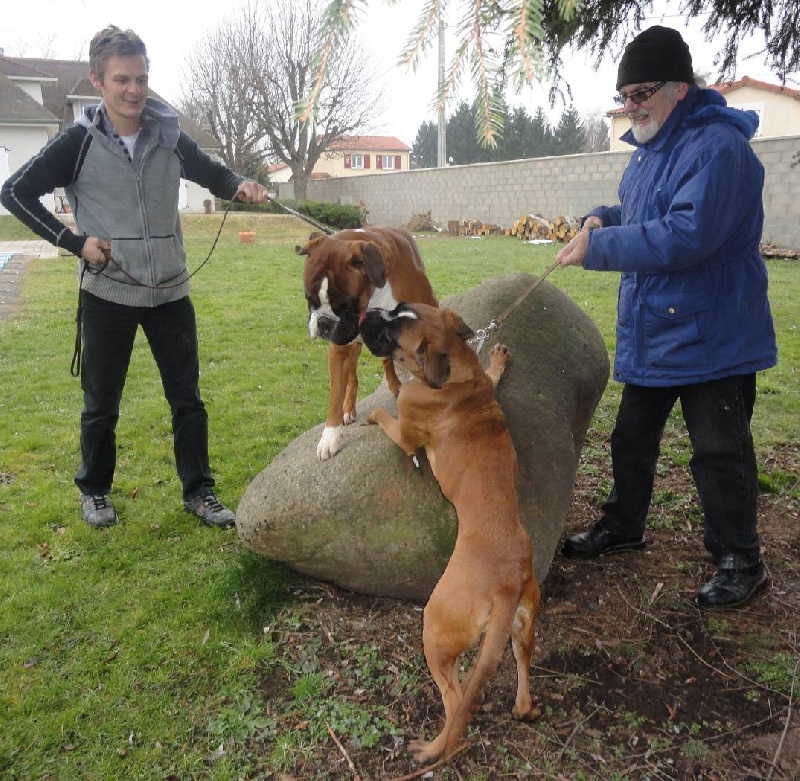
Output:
(408, 621), (464, 764)
(510, 577), (542, 721)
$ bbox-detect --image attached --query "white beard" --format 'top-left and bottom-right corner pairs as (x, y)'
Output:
(630, 114), (661, 144)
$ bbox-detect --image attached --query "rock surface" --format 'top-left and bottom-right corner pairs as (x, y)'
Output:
(237, 273), (610, 602)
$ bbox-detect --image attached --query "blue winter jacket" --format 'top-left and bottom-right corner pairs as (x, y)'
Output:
(584, 86), (777, 386)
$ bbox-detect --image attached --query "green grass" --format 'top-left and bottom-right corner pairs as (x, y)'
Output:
(0, 215), (41, 241)
(0, 214), (798, 778)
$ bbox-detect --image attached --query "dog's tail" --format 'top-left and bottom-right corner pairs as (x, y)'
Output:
(444, 594), (518, 754)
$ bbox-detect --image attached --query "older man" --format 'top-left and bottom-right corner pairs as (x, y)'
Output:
(556, 26), (777, 609)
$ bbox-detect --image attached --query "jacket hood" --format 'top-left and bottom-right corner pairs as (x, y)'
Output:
(76, 97), (181, 149)
(685, 87), (760, 139)
(620, 85), (760, 148)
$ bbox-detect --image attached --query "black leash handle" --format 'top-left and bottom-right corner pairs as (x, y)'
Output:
(71, 260), (109, 377)
(70, 291), (83, 377)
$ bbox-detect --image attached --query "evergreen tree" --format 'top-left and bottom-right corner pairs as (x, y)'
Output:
(529, 107), (554, 158)
(498, 106), (534, 161)
(553, 106), (586, 155)
(408, 104), (610, 161)
(446, 101), (483, 165)
(411, 122), (438, 168)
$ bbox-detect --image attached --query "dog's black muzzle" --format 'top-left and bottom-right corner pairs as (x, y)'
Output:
(360, 304), (415, 357)
(314, 311), (360, 345)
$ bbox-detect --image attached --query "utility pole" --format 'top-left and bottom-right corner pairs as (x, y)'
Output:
(437, 12), (447, 167)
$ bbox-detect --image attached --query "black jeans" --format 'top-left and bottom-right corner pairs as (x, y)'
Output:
(600, 375), (761, 568)
(74, 291), (214, 502)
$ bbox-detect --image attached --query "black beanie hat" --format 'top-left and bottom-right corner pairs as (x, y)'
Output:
(616, 26), (695, 91)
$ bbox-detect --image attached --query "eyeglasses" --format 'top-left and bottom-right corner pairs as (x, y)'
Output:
(613, 81), (667, 106)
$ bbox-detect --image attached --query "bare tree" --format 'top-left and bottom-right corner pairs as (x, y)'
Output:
(179, 0), (381, 200)
(179, 3), (270, 178)
(582, 111), (610, 153)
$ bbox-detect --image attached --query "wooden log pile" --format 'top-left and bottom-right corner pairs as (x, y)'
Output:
(549, 215), (581, 242)
(445, 219), (504, 236)
(507, 213), (581, 242)
(507, 213), (551, 240)
(760, 242), (799, 260)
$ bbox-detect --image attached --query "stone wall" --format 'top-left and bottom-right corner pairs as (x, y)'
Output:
(278, 135), (800, 252)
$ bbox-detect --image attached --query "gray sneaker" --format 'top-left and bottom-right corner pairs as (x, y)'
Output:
(184, 492), (236, 528)
(80, 493), (118, 528)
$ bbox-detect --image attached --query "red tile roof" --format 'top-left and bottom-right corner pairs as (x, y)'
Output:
(325, 135), (410, 152)
(710, 75), (800, 99)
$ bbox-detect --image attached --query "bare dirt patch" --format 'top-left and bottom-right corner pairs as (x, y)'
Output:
(250, 436), (800, 780)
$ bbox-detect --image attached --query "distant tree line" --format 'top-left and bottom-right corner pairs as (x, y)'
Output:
(410, 100), (610, 168)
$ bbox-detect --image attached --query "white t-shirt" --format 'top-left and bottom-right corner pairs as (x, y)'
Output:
(119, 131), (140, 158)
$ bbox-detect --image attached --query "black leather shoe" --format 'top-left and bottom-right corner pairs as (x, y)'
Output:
(562, 524), (646, 559)
(696, 563), (767, 609)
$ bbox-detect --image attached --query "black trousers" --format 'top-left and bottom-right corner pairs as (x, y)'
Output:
(601, 374), (761, 568)
(74, 291), (214, 502)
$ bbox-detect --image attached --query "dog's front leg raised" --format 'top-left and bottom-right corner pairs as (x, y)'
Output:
(486, 343), (510, 388)
(317, 342), (361, 461)
(367, 408), (422, 457)
(382, 357), (402, 397)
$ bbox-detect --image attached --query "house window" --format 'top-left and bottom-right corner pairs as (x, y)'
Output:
(381, 155), (395, 169)
(351, 154), (364, 169)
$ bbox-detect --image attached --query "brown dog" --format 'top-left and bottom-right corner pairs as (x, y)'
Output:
(360, 302), (541, 764)
(296, 227), (437, 460)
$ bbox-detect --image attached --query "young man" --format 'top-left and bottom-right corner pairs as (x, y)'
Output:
(556, 26), (777, 609)
(1, 25), (268, 529)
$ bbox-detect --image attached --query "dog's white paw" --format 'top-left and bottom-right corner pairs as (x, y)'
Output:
(343, 410), (357, 425)
(317, 426), (343, 461)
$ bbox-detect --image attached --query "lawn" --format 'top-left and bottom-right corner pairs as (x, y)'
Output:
(0, 213), (797, 779)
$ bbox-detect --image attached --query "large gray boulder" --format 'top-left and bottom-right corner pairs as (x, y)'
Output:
(237, 273), (609, 602)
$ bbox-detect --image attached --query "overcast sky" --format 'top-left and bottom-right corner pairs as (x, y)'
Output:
(0, 0), (794, 146)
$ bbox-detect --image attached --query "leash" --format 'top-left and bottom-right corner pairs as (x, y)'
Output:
(267, 194), (335, 235)
(70, 197), (238, 377)
(468, 259), (559, 354)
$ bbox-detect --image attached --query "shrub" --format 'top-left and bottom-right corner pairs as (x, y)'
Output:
(226, 198), (361, 230)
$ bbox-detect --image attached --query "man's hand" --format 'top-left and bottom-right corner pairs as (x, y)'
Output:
(81, 236), (111, 264)
(235, 181), (269, 203)
(556, 218), (602, 267)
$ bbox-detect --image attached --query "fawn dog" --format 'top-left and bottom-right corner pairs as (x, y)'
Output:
(360, 302), (541, 764)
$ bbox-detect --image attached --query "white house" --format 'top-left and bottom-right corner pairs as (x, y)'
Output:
(0, 55), (224, 215)
(267, 135), (412, 185)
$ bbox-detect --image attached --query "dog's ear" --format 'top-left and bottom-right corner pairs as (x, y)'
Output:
(444, 309), (474, 342)
(295, 232), (325, 257)
(417, 342), (451, 389)
(352, 242), (387, 287)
